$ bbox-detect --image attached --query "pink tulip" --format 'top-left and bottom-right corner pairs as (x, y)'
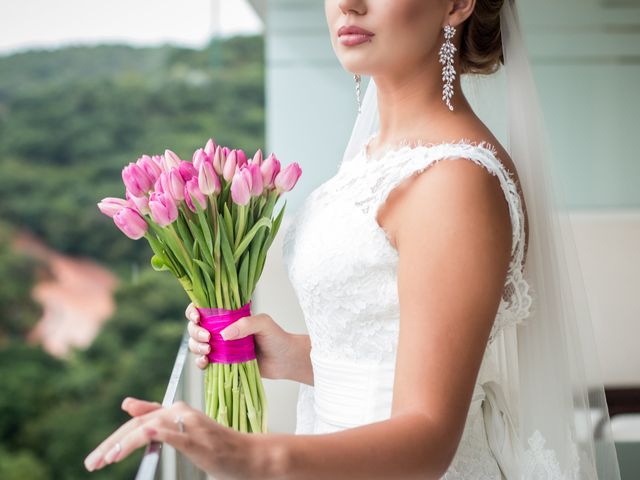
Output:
(274, 162), (302, 194)
(154, 171), (169, 195)
(178, 160), (197, 182)
(260, 153), (281, 189)
(97, 197), (130, 218)
(247, 163), (263, 196)
(122, 162), (154, 197)
(192, 148), (208, 171)
(236, 149), (248, 168)
(162, 149), (181, 172)
(137, 155), (162, 183)
(168, 168), (186, 201)
(204, 138), (217, 158)
(149, 192), (179, 227)
(113, 207), (148, 240)
(198, 161), (221, 195)
(212, 146), (224, 176)
(126, 189), (150, 216)
(222, 150), (237, 182)
(151, 154), (164, 170)
(251, 149), (263, 166)
(184, 178), (208, 213)
(222, 146), (230, 157)
(230, 167), (252, 206)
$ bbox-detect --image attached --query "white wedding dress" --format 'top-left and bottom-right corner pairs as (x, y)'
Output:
(281, 136), (572, 478)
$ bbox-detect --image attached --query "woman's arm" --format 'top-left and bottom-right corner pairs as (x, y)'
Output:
(251, 159), (513, 479)
(283, 333), (313, 385)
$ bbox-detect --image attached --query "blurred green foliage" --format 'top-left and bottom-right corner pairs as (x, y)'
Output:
(0, 34), (264, 479)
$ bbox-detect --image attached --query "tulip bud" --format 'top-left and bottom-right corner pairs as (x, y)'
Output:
(204, 138), (217, 158)
(198, 161), (221, 196)
(260, 153), (281, 189)
(230, 167), (252, 206)
(184, 178), (208, 213)
(122, 162), (154, 197)
(113, 207), (148, 240)
(251, 149), (263, 166)
(222, 149), (237, 182)
(178, 160), (197, 182)
(247, 163), (263, 197)
(274, 162), (302, 194)
(97, 197), (130, 218)
(168, 168), (186, 201)
(149, 192), (179, 227)
(212, 145), (224, 176)
(137, 155), (162, 183)
(236, 149), (248, 168)
(162, 149), (182, 172)
(192, 148), (208, 171)
(126, 189), (150, 216)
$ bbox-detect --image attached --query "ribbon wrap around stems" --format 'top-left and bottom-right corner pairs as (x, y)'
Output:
(196, 301), (257, 364)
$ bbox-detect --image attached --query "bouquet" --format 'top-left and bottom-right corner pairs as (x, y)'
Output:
(98, 138), (301, 433)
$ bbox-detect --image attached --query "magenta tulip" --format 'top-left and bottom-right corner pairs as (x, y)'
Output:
(113, 207), (148, 240)
(198, 161), (221, 196)
(230, 167), (252, 206)
(236, 149), (248, 168)
(260, 153), (281, 189)
(184, 178), (207, 213)
(178, 160), (197, 182)
(222, 150), (237, 182)
(97, 197), (130, 218)
(122, 162), (154, 197)
(274, 162), (302, 194)
(247, 163), (263, 196)
(148, 192), (179, 227)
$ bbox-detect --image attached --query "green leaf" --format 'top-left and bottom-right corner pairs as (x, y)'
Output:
(150, 254), (169, 271)
(233, 217), (272, 263)
(188, 218), (214, 266)
(196, 207), (214, 258)
(223, 203), (234, 247)
(238, 252), (250, 301)
(219, 218), (241, 307)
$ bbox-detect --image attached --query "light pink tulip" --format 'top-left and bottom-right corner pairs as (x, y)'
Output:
(184, 178), (208, 213)
(162, 149), (182, 172)
(126, 189), (150, 215)
(97, 197), (130, 218)
(122, 162), (154, 197)
(274, 162), (302, 194)
(251, 149), (263, 166)
(247, 163), (263, 196)
(113, 207), (148, 240)
(198, 161), (221, 196)
(149, 192), (179, 227)
(168, 168), (186, 201)
(192, 148), (208, 171)
(222, 150), (237, 182)
(230, 167), (252, 206)
(178, 160), (197, 182)
(151, 154), (164, 170)
(204, 138), (217, 158)
(260, 153), (281, 189)
(212, 146), (224, 176)
(137, 155), (162, 183)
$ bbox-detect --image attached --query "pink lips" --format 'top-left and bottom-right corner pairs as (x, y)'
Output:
(338, 24), (374, 46)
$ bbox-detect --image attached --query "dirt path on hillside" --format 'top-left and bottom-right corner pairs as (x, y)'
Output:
(13, 230), (119, 358)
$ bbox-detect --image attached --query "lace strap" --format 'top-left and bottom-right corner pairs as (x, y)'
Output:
(363, 142), (527, 277)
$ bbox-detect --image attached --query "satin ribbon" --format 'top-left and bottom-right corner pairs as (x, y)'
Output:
(196, 301), (257, 364)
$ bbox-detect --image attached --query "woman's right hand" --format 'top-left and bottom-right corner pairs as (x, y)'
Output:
(185, 303), (312, 383)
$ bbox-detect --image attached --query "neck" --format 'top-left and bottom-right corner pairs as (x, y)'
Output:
(371, 58), (473, 146)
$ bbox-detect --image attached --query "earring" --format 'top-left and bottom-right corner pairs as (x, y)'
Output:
(439, 24), (457, 111)
(353, 73), (362, 114)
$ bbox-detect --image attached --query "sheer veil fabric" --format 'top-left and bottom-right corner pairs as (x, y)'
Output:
(340, 1), (622, 478)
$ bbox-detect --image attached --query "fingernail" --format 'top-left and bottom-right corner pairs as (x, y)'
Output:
(104, 445), (119, 464)
(198, 330), (210, 341)
(190, 311), (199, 322)
(199, 355), (207, 363)
(220, 326), (239, 340)
(84, 451), (101, 471)
(199, 344), (210, 354)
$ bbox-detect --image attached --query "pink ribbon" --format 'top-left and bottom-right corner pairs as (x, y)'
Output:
(196, 301), (257, 364)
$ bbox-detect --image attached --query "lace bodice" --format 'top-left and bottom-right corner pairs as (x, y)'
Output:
(282, 137), (533, 364)
(279, 137), (576, 478)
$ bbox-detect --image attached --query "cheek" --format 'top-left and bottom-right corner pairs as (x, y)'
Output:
(380, 0), (440, 51)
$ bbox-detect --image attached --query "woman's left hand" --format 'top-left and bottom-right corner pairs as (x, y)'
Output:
(83, 397), (266, 479)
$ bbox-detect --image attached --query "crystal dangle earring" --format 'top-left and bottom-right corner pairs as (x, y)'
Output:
(438, 24), (457, 111)
(353, 73), (362, 114)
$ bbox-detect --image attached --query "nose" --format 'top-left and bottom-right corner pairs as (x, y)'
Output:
(337, 0), (366, 16)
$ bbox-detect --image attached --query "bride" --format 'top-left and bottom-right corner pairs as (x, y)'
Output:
(84, 0), (622, 478)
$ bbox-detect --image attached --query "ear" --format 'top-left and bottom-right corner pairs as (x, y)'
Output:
(444, 0), (476, 28)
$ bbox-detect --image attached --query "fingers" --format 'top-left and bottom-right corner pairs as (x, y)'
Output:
(185, 302), (200, 324)
(219, 313), (272, 341)
(195, 354), (209, 370)
(187, 318), (211, 343)
(122, 397), (162, 417)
